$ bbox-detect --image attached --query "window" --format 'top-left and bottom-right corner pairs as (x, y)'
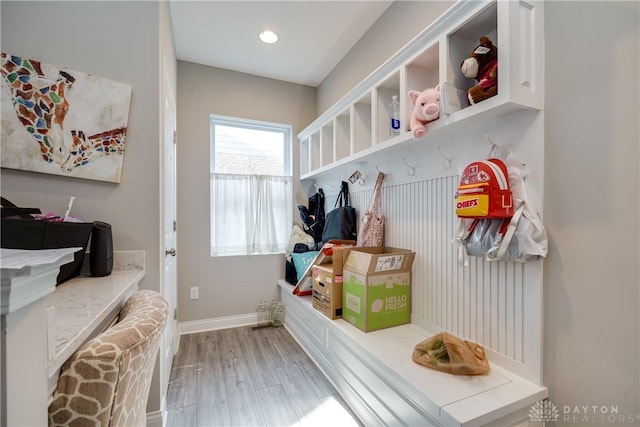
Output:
(210, 115), (292, 256)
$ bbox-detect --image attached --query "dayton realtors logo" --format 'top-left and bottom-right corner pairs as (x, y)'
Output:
(529, 400), (640, 424)
(529, 399), (559, 422)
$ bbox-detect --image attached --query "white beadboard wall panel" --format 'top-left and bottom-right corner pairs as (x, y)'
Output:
(315, 109), (544, 384)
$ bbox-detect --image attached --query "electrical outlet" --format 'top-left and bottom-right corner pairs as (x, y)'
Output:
(190, 286), (199, 300)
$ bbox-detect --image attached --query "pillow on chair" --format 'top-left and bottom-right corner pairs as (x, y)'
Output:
(48, 290), (169, 427)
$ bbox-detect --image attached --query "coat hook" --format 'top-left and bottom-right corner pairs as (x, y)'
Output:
(437, 146), (453, 169)
(376, 165), (386, 174)
(402, 157), (416, 176)
(485, 133), (499, 157)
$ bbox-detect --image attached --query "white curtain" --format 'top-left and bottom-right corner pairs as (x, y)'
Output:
(211, 173), (291, 256)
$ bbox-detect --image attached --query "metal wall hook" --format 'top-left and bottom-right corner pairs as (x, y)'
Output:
(485, 133), (498, 157)
(402, 157), (416, 176)
(437, 146), (453, 169)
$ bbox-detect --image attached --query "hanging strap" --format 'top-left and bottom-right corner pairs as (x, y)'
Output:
(368, 172), (385, 214)
(486, 200), (525, 261)
(455, 218), (472, 267)
(334, 181), (350, 208)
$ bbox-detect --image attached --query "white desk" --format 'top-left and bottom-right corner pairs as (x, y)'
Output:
(1, 251), (144, 427)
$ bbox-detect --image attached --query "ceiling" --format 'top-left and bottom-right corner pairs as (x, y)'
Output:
(169, 1), (393, 87)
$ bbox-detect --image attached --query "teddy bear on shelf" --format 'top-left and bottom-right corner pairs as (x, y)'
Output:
(461, 36), (498, 105)
(408, 84), (440, 139)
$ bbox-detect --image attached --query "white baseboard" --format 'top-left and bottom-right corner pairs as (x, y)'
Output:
(146, 409), (163, 427)
(178, 313), (257, 336)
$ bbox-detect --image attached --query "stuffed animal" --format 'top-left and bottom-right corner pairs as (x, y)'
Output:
(461, 36), (498, 105)
(408, 84), (440, 139)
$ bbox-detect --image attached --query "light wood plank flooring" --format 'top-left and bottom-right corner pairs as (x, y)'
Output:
(166, 325), (362, 427)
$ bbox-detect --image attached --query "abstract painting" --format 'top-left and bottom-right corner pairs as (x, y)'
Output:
(0, 52), (132, 183)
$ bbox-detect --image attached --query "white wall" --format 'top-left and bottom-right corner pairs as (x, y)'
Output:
(175, 62), (316, 322)
(0, 0), (166, 414)
(543, 1), (639, 423)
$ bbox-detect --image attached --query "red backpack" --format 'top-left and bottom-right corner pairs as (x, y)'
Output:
(456, 158), (513, 218)
(455, 158), (515, 264)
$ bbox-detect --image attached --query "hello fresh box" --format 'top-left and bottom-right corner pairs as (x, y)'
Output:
(342, 247), (415, 332)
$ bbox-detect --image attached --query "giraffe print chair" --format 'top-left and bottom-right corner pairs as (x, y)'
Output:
(48, 290), (169, 426)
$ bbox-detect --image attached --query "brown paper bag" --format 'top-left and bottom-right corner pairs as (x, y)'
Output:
(412, 332), (490, 375)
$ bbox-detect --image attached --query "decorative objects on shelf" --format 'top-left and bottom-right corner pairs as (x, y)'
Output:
(0, 52), (132, 183)
(298, 0), (544, 181)
(460, 36), (498, 105)
(408, 84), (441, 139)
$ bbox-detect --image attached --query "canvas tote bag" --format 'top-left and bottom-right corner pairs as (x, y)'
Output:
(356, 172), (385, 247)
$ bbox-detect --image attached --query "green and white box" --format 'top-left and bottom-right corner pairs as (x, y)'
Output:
(342, 247), (415, 332)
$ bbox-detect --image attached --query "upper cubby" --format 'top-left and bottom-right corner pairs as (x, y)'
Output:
(374, 71), (401, 143)
(298, 0), (544, 180)
(445, 2), (497, 100)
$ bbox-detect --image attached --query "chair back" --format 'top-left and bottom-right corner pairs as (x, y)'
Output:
(49, 289), (169, 426)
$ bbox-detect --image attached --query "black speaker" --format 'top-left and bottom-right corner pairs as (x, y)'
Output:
(90, 221), (113, 277)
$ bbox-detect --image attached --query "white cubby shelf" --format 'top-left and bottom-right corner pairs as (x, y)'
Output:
(298, 0), (544, 181)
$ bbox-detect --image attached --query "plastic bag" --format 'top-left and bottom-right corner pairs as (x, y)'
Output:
(464, 218), (507, 257)
(286, 225), (315, 255)
(412, 332), (490, 376)
(485, 146), (548, 262)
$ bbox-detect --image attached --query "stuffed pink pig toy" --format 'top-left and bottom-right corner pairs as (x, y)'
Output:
(408, 85), (440, 139)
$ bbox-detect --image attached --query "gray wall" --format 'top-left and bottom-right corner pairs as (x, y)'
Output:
(175, 62), (316, 322)
(0, 0), (167, 414)
(1, 1), (161, 290)
(543, 1), (639, 423)
(318, 1), (454, 113)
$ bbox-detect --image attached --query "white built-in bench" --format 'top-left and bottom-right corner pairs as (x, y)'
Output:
(277, 279), (547, 426)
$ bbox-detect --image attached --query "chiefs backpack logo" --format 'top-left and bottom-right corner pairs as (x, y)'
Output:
(456, 158), (513, 218)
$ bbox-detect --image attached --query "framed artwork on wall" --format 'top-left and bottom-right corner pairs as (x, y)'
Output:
(0, 52), (132, 183)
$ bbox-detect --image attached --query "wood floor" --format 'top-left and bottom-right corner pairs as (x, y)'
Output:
(165, 325), (362, 427)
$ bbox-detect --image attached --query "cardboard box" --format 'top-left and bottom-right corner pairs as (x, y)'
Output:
(312, 264), (343, 319)
(342, 247), (415, 332)
(293, 240), (355, 296)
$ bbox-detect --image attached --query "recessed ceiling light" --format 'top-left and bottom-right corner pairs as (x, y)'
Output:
(259, 30), (279, 44)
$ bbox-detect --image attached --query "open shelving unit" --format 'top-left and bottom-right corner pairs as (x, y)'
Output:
(298, 0), (543, 181)
(288, 1), (547, 425)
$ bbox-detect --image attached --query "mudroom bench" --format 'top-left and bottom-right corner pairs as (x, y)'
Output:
(277, 279), (547, 426)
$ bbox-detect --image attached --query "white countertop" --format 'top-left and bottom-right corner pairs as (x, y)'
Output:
(45, 250), (145, 380)
(46, 270), (144, 377)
